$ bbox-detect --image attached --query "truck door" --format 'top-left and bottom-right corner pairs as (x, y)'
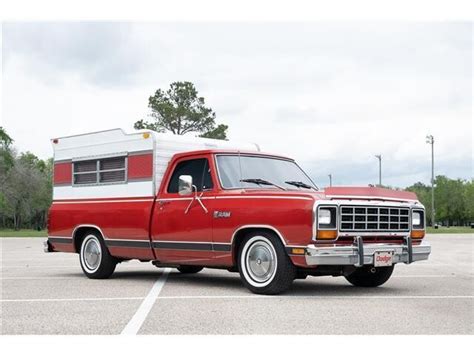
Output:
(151, 156), (215, 264)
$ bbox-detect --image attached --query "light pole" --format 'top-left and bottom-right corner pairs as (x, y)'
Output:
(328, 174), (332, 187)
(426, 135), (435, 227)
(374, 155), (382, 187)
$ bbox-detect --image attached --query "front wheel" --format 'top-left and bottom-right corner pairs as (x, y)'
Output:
(238, 231), (296, 295)
(344, 265), (394, 287)
(79, 232), (117, 279)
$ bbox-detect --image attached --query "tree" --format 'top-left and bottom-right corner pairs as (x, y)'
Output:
(406, 182), (433, 225)
(434, 176), (467, 226)
(2, 154), (39, 229)
(134, 81), (228, 139)
(1, 149), (52, 230)
(0, 126), (13, 147)
(199, 123), (229, 140)
(407, 176), (472, 227)
(465, 180), (474, 223)
(19, 151), (48, 173)
(0, 127), (15, 224)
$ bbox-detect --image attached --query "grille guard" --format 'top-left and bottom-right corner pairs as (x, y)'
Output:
(305, 236), (431, 267)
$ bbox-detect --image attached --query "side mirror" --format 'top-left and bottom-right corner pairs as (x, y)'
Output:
(178, 175), (193, 196)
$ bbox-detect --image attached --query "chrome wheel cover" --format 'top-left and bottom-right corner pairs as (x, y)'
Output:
(81, 235), (102, 272)
(241, 236), (278, 287)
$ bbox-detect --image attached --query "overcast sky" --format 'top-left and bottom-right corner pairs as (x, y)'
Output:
(2, 22), (472, 188)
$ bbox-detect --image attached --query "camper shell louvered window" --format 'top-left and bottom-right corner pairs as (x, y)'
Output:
(73, 156), (127, 185)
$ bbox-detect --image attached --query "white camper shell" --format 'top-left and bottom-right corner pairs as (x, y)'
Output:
(52, 128), (260, 200)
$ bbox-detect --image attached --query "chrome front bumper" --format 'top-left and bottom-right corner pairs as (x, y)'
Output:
(305, 236), (431, 267)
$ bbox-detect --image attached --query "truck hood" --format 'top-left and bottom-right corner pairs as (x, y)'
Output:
(321, 186), (418, 203)
(234, 186), (418, 203)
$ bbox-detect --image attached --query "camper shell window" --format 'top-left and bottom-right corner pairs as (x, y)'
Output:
(73, 156), (127, 185)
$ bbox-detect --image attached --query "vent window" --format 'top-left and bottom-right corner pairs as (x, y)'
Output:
(73, 156), (127, 185)
(74, 160), (96, 173)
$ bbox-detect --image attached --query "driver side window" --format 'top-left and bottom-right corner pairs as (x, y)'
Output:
(167, 158), (213, 193)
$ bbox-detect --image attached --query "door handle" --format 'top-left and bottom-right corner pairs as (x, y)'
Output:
(158, 200), (170, 206)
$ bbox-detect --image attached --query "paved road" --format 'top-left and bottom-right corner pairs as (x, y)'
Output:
(1, 234), (473, 334)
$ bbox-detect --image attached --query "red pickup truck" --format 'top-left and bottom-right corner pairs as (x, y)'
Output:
(45, 129), (431, 294)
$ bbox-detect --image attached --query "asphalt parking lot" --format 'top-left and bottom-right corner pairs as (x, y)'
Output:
(1, 234), (473, 335)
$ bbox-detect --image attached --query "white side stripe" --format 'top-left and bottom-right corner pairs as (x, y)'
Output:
(157, 197), (194, 201)
(121, 268), (170, 335)
(53, 199), (154, 204)
(104, 238), (150, 242)
(157, 196), (313, 202)
(52, 195), (314, 204)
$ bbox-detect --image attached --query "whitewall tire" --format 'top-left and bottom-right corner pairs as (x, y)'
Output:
(238, 231), (296, 294)
(79, 232), (117, 279)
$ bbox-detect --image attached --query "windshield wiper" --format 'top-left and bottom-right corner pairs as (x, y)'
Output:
(285, 180), (318, 191)
(240, 178), (286, 191)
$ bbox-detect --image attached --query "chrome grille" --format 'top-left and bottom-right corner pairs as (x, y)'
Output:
(339, 205), (410, 232)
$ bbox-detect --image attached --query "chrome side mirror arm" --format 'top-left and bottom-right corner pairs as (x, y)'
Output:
(185, 185), (208, 214)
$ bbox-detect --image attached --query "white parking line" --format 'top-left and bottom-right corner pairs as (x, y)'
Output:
(1, 294), (472, 303)
(0, 263), (152, 270)
(0, 277), (78, 280)
(2, 258), (76, 262)
(154, 295), (474, 300)
(392, 275), (464, 278)
(0, 265), (80, 270)
(121, 268), (170, 335)
(1, 297), (144, 302)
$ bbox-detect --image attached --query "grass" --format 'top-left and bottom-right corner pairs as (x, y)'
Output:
(0, 229), (48, 238)
(426, 226), (473, 234)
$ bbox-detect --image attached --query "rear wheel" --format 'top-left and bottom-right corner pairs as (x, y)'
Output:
(238, 231), (296, 295)
(344, 265), (394, 287)
(177, 265), (204, 274)
(79, 232), (117, 279)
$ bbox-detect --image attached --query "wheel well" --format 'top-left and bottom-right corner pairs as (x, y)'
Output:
(73, 227), (102, 253)
(231, 227), (286, 266)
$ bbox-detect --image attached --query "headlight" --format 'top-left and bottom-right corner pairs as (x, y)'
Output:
(317, 206), (337, 229)
(412, 211), (421, 226)
(412, 210), (424, 229)
(318, 208), (332, 225)
(411, 209), (425, 239)
(316, 206), (337, 240)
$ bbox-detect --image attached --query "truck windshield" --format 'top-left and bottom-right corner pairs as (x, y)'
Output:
(216, 155), (317, 190)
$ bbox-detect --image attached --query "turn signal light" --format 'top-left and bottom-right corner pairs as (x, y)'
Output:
(142, 132), (150, 139)
(316, 230), (337, 240)
(291, 248), (306, 255)
(411, 230), (425, 239)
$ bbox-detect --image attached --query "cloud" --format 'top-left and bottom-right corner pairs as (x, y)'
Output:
(3, 23), (149, 87)
(2, 22), (472, 188)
